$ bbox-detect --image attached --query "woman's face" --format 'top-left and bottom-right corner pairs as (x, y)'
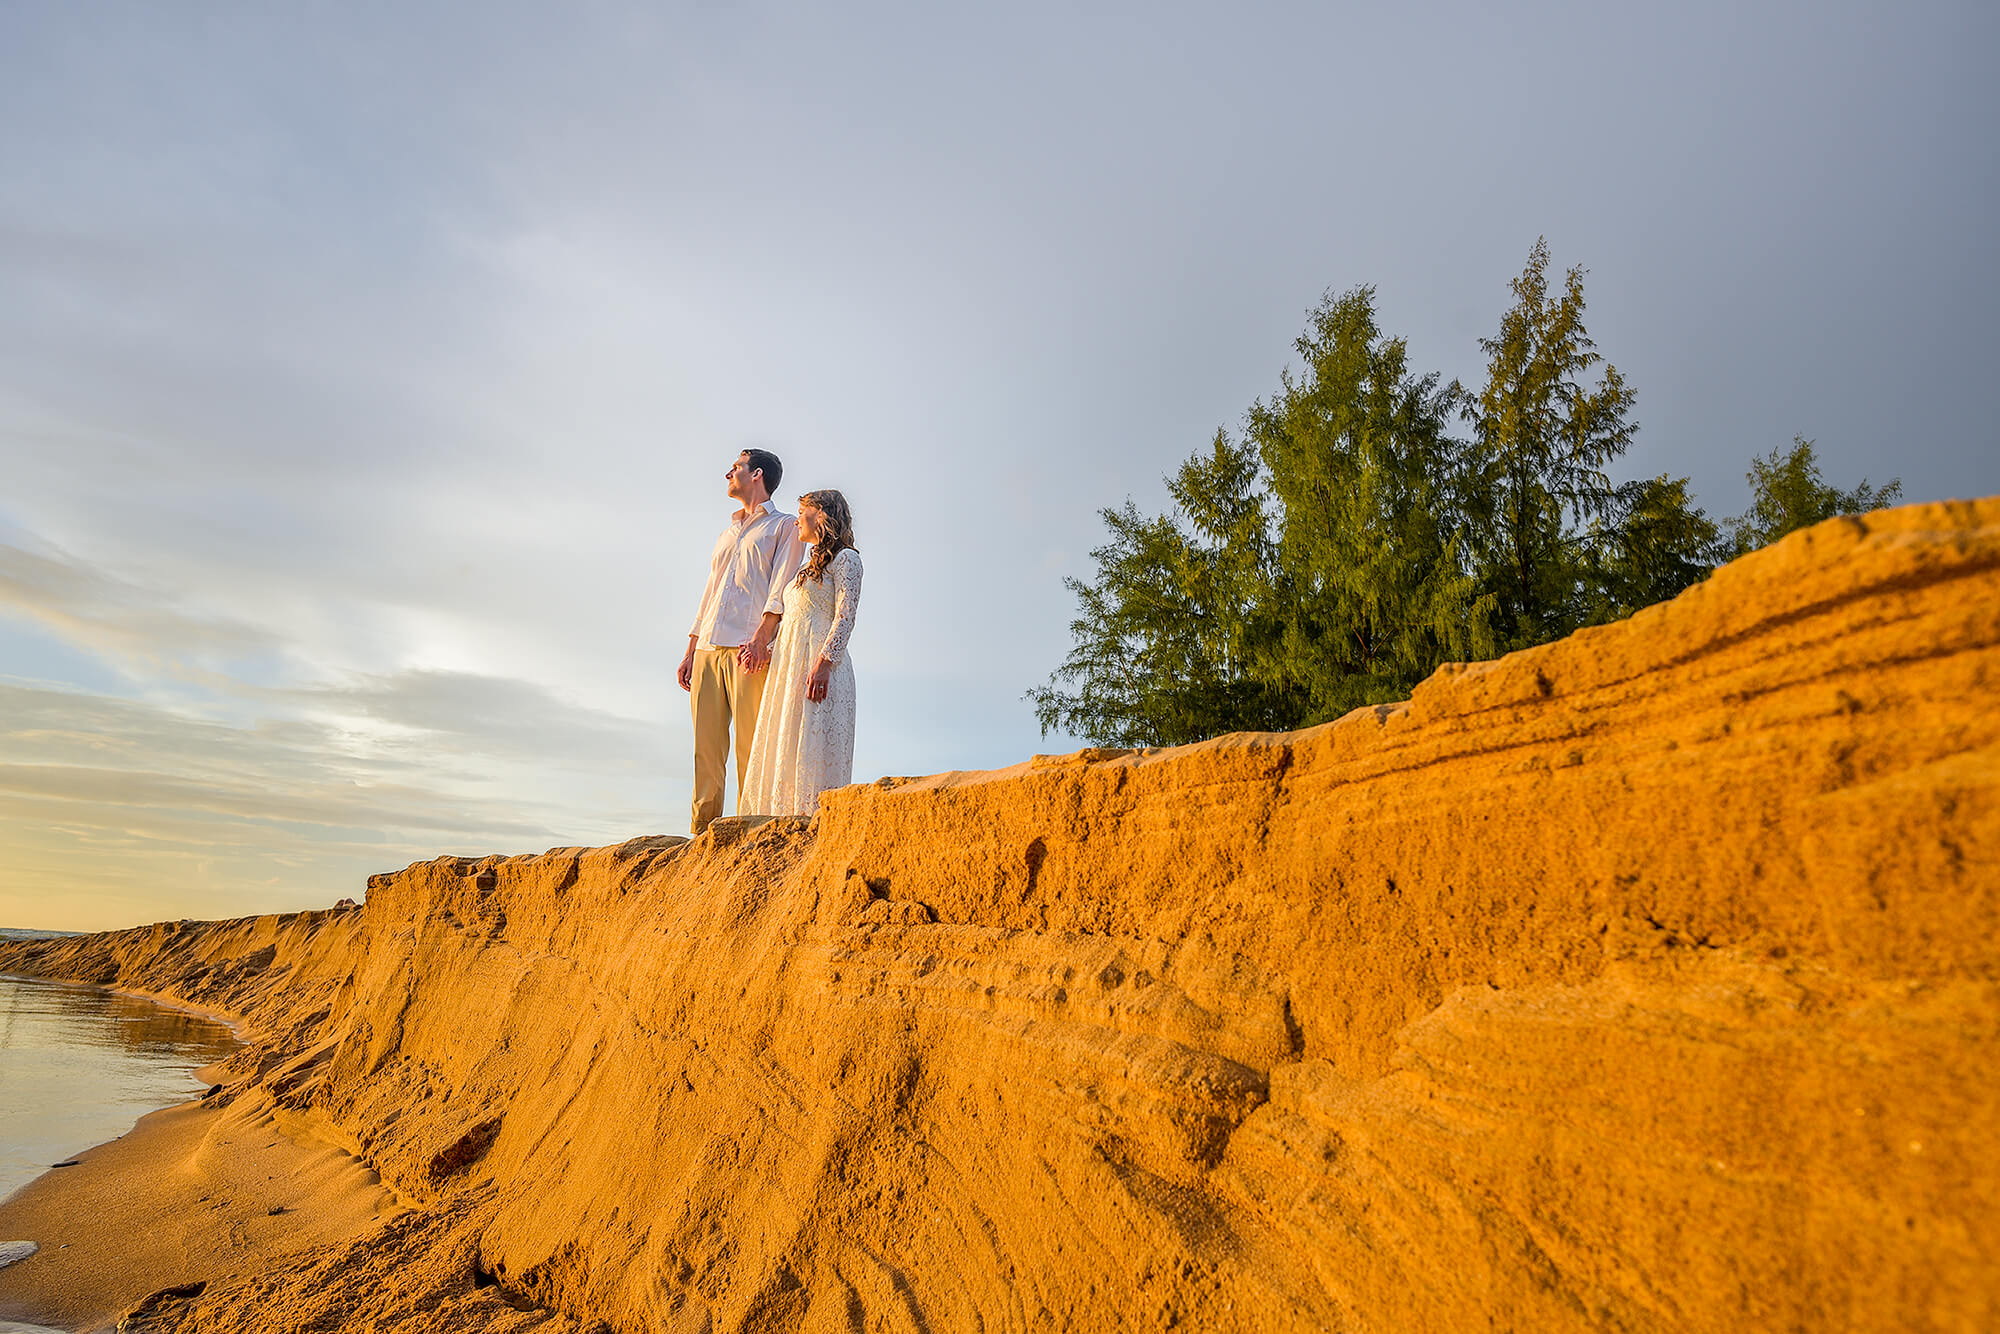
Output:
(796, 503), (824, 543)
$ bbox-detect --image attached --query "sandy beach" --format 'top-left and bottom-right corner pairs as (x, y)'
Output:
(0, 1086), (400, 1332)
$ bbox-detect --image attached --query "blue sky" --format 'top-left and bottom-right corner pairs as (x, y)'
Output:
(2, 1), (1994, 928)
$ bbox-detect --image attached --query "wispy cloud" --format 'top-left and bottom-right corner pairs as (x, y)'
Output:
(287, 669), (663, 769)
(0, 539), (284, 682)
(0, 539), (672, 930)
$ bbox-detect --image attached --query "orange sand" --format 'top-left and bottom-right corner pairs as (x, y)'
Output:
(0, 1092), (399, 1331)
(1, 500), (1996, 1332)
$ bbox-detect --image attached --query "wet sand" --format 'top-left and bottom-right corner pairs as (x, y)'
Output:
(0, 1089), (401, 1332)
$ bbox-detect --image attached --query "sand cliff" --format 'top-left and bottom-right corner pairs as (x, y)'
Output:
(3, 499), (1996, 1333)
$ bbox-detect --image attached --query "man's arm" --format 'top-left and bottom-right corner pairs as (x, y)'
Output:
(682, 530), (729, 690)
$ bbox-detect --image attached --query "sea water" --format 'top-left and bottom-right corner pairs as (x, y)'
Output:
(0, 934), (241, 1205)
(0, 933), (243, 1334)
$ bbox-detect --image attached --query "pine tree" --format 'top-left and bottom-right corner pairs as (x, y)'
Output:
(1465, 239), (1638, 647)
(1589, 474), (1723, 615)
(1026, 434), (1287, 747)
(1246, 286), (1494, 719)
(1724, 436), (1903, 557)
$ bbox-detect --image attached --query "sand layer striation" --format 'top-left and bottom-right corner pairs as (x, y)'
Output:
(3, 500), (1997, 1333)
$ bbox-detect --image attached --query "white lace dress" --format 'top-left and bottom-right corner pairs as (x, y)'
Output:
(741, 547), (862, 817)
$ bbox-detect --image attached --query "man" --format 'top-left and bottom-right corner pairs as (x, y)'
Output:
(679, 448), (806, 834)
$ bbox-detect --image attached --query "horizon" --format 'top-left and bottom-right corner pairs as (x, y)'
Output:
(4, 1), (1996, 931)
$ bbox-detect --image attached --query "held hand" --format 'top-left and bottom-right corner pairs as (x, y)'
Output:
(806, 657), (833, 702)
(738, 612), (782, 673)
(677, 646), (696, 692)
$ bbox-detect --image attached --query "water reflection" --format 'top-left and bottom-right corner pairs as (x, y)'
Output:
(0, 974), (241, 1203)
(0, 984), (239, 1064)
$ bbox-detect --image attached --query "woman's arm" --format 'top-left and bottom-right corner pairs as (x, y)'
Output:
(808, 550), (863, 701)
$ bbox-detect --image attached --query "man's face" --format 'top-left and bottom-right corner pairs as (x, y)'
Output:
(725, 454), (760, 502)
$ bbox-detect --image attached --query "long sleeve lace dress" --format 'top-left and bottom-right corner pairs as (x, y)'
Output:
(741, 547), (862, 817)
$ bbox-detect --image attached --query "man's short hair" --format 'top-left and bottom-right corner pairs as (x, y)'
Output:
(741, 448), (783, 496)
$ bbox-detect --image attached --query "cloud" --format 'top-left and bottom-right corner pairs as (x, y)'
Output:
(0, 539), (676, 930)
(0, 761), (533, 839)
(0, 540), (284, 681)
(0, 537), (668, 763)
(0, 668), (674, 930)
(288, 668), (665, 772)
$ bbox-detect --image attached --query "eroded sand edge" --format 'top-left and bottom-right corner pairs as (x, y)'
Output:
(2, 499), (1996, 1333)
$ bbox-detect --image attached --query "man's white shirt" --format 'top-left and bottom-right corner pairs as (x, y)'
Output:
(689, 501), (807, 649)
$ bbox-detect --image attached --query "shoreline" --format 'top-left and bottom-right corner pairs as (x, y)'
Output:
(0, 1091), (401, 1332)
(0, 972), (246, 1213)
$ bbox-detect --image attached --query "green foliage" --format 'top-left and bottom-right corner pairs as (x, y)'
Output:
(1246, 287), (1495, 719)
(1463, 238), (1644, 648)
(1587, 475), (1722, 617)
(1723, 436), (1903, 557)
(1031, 287), (1497, 743)
(1033, 245), (1902, 749)
(1026, 434), (1291, 747)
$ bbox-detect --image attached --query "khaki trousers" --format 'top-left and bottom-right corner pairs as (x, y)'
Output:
(689, 645), (769, 834)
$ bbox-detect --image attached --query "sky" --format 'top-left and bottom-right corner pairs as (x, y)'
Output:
(2, 1), (1993, 930)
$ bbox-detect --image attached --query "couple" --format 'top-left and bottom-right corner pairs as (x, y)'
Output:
(678, 448), (863, 834)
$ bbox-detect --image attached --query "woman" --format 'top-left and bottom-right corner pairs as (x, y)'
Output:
(741, 489), (862, 817)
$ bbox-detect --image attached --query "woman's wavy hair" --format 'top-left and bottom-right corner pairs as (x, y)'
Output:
(796, 489), (858, 584)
